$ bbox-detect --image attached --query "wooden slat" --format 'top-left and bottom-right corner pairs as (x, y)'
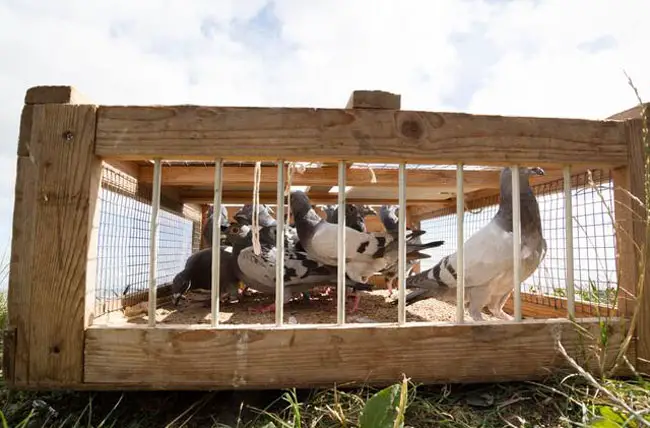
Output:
(24, 85), (93, 105)
(5, 156), (38, 386)
(139, 165), (500, 190)
(95, 106), (628, 166)
(83, 319), (630, 389)
(181, 190), (452, 206)
(345, 90), (401, 109)
(501, 294), (617, 319)
(624, 118), (650, 374)
(25, 103), (101, 385)
(612, 166), (637, 319)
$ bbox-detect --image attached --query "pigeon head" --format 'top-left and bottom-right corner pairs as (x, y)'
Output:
(224, 224), (253, 247)
(234, 204), (276, 227)
(379, 205), (399, 231)
(359, 205), (377, 217)
(171, 271), (190, 306)
(500, 166), (545, 190)
(289, 190), (313, 220)
(219, 205), (230, 227)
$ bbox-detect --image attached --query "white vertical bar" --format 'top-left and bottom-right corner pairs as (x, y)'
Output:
(337, 161), (347, 325)
(275, 161), (286, 326)
(148, 158), (163, 327)
(456, 163), (465, 323)
(563, 166), (575, 318)
(210, 159), (223, 327)
(511, 165), (522, 322)
(398, 162), (407, 325)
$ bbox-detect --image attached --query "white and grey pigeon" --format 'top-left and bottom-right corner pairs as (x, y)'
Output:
(397, 166), (548, 321)
(378, 204), (432, 296)
(225, 224), (372, 313)
(290, 190), (445, 284)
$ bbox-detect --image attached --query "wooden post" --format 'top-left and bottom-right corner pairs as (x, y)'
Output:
(622, 117), (649, 374)
(4, 86), (100, 387)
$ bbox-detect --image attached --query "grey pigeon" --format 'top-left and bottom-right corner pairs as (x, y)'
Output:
(289, 190), (445, 284)
(378, 205), (432, 296)
(234, 204), (277, 228)
(398, 166), (547, 321)
(170, 246), (241, 306)
(225, 224), (372, 313)
(202, 205), (230, 248)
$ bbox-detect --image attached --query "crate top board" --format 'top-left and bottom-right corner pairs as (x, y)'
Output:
(23, 85), (629, 167)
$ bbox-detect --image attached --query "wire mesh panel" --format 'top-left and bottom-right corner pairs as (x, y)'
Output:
(95, 164), (195, 315)
(420, 169), (617, 315)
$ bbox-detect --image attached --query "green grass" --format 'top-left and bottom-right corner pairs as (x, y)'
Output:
(0, 364), (648, 427)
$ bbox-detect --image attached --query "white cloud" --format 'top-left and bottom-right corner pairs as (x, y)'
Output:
(0, 0), (648, 289)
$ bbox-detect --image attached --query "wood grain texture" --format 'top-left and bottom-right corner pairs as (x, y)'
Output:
(612, 166), (637, 318)
(501, 294), (617, 319)
(24, 85), (93, 105)
(5, 106), (40, 386)
(345, 90), (401, 109)
(139, 165), (501, 190)
(26, 104), (101, 385)
(95, 106), (628, 165)
(83, 319), (629, 389)
(624, 118), (650, 374)
(180, 190), (451, 206)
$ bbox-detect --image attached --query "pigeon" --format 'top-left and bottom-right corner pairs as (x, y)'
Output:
(202, 205), (230, 248)
(170, 246), (241, 306)
(233, 204), (277, 227)
(322, 204), (377, 233)
(398, 166), (547, 321)
(225, 224), (372, 313)
(289, 190), (445, 284)
(378, 205), (432, 296)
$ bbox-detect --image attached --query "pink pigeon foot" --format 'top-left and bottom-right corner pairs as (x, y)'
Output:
(386, 279), (395, 297)
(346, 294), (361, 313)
(248, 303), (276, 314)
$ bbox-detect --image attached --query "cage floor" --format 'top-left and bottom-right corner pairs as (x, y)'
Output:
(93, 289), (500, 325)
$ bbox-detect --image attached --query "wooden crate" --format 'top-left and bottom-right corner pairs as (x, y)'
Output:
(2, 85), (647, 390)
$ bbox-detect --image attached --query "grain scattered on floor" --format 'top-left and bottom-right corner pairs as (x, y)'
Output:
(93, 289), (499, 326)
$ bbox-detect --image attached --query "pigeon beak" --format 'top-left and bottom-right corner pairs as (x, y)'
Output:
(530, 167), (545, 176)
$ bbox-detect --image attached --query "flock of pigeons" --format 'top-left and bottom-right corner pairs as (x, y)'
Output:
(170, 166), (547, 322)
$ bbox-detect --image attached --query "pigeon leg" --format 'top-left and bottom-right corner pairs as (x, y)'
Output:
(386, 277), (395, 297)
(348, 294), (361, 313)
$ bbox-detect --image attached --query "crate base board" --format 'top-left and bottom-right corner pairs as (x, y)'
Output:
(21, 317), (625, 391)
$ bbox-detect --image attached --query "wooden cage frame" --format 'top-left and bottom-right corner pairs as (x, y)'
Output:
(2, 85), (648, 391)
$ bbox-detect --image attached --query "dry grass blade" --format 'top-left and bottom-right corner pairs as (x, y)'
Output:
(556, 340), (650, 427)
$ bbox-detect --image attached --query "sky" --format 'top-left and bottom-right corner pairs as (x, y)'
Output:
(0, 0), (648, 292)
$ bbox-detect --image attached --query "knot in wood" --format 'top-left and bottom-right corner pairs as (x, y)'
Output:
(400, 120), (423, 139)
(62, 131), (74, 141)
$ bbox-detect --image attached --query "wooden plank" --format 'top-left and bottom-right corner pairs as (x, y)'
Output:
(139, 164), (500, 190)
(25, 104), (101, 386)
(607, 103), (650, 120)
(5, 112), (40, 386)
(95, 106), (628, 166)
(24, 85), (93, 105)
(612, 167), (637, 318)
(83, 319), (630, 389)
(502, 293), (617, 319)
(181, 191), (452, 206)
(345, 90), (401, 109)
(624, 117), (650, 374)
